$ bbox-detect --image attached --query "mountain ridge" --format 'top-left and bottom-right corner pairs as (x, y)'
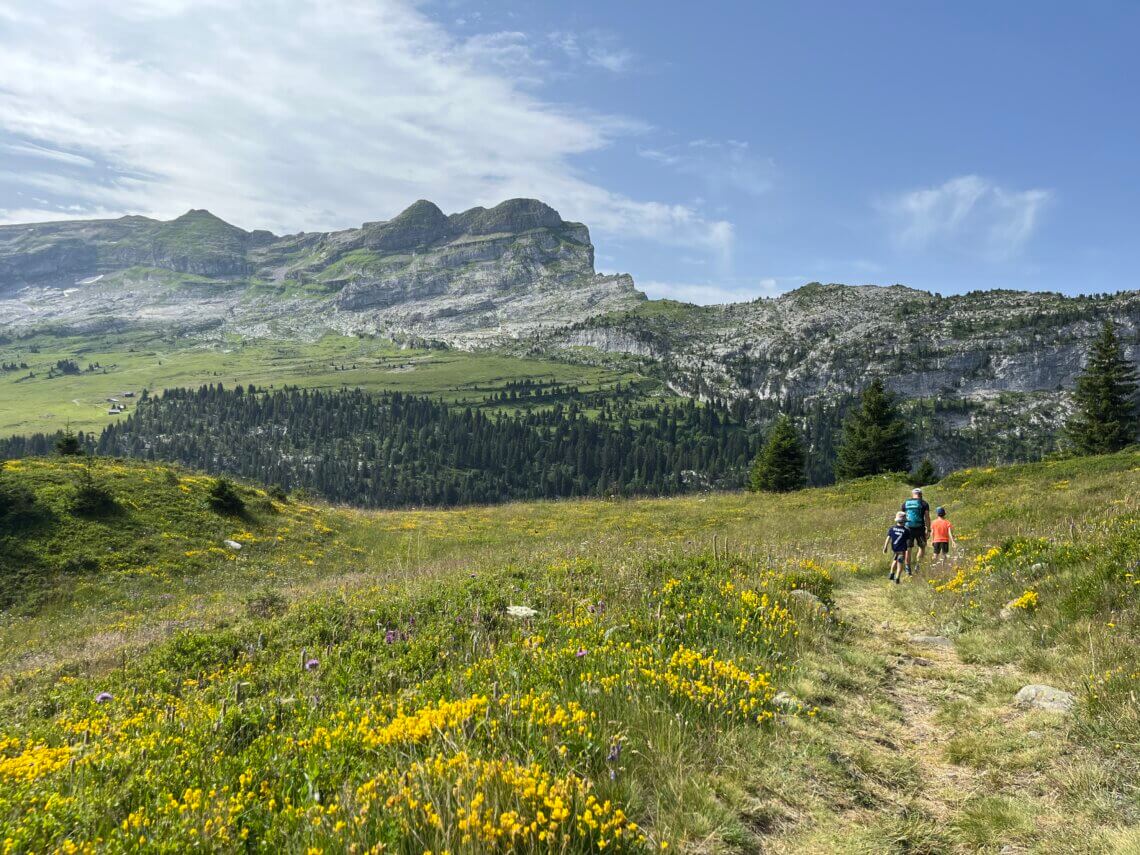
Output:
(1, 198), (1138, 474)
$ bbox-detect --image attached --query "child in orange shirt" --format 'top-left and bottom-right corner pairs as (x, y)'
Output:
(931, 506), (956, 569)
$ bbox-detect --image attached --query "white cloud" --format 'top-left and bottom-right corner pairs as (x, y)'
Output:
(639, 277), (784, 305)
(1, 141), (95, 167)
(548, 31), (633, 73)
(0, 0), (727, 261)
(879, 174), (1051, 259)
(640, 140), (775, 197)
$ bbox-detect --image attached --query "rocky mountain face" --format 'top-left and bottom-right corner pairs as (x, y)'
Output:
(1, 199), (1137, 473)
(543, 283), (1140, 471)
(0, 199), (644, 338)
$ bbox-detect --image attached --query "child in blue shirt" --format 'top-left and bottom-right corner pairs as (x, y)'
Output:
(883, 511), (911, 584)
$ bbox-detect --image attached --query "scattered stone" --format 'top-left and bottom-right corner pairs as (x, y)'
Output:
(223, 539), (242, 551)
(1030, 563), (1046, 573)
(505, 605), (537, 619)
(1014, 684), (1075, 713)
(773, 691), (801, 712)
(787, 589), (828, 614)
(910, 656), (933, 667)
(1026, 730), (1042, 740)
(908, 634), (953, 648)
(999, 602), (1015, 620)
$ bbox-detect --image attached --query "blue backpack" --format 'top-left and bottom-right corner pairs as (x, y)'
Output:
(904, 498), (925, 528)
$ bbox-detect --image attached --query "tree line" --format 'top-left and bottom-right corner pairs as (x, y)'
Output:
(86, 385), (762, 507)
(749, 320), (1139, 492)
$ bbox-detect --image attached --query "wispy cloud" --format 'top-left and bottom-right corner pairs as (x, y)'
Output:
(639, 276), (786, 305)
(0, 0), (726, 262)
(548, 31), (634, 73)
(879, 175), (1051, 259)
(639, 140), (775, 197)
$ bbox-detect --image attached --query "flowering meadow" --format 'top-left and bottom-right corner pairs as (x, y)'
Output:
(0, 452), (1137, 852)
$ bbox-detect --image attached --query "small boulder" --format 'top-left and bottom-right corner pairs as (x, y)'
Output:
(1014, 684), (1075, 713)
(223, 539), (242, 551)
(787, 589), (828, 614)
(908, 634), (953, 648)
(773, 691), (801, 713)
(999, 599), (1020, 620)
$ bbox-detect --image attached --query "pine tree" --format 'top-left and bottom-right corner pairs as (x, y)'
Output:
(55, 425), (83, 456)
(910, 457), (938, 486)
(749, 415), (806, 492)
(835, 378), (909, 480)
(1066, 321), (1139, 455)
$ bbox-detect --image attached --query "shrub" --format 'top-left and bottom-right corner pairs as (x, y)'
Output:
(206, 477), (245, 514)
(245, 590), (288, 619)
(0, 478), (37, 528)
(69, 469), (117, 517)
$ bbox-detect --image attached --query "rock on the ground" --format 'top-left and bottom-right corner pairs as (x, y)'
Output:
(773, 691), (801, 712)
(223, 539), (242, 551)
(908, 634), (953, 647)
(787, 589), (828, 614)
(1014, 684), (1075, 713)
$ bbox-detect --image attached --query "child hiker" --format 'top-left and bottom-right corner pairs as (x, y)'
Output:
(883, 511), (911, 584)
(931, 506), (956, 569)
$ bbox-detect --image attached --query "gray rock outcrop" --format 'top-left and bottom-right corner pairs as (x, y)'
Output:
(1013, 684), (1075, 713)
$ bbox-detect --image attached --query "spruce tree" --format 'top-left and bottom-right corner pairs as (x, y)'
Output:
(749, 414), (806, 492)
(910, 457), (938, 486)
(1066, 320), (1139, 454)
(835, 378), (909, 480)
(55, 425), (83, 456)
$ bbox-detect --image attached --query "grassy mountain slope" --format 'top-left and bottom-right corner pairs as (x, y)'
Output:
(0, 452), (1136, 852)
(0, 330), (653, 436)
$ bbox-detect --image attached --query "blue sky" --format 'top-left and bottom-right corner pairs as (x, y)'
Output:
(1, 1), (1137, 303)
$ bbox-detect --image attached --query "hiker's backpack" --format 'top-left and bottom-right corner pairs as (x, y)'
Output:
(904, 498), (925, 528)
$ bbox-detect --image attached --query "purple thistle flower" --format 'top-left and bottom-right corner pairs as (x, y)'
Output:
(304, 658), (320, 671)
(95, 692), (113, 704)
(575, 647), (588, 658)
(385, 629), (400, 644)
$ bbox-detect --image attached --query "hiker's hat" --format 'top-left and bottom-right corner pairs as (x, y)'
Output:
(912, 487), (923, 495)
(935, 506), (945, 515)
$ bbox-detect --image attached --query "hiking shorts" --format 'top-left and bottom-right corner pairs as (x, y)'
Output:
(892, 551), (908, 562)
(907, 528), (927, 548)
(933, 541), (950, 555)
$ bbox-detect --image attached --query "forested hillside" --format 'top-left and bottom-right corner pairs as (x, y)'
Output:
(91, 385), (761, 506)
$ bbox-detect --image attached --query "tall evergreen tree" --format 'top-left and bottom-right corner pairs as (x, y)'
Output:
(749, 414), (806, 492)
(54, 425), (83, 456)
(835, 378), (909, 479)
(1066, 320), (1139, 454)
(910, 457), (938, 487)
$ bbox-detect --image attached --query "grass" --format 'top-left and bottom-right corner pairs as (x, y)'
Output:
(0, 450), (1135, 852)
(0, 330), (652, 436)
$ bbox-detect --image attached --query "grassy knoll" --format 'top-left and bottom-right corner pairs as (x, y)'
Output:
(0, 331), (652, 436)
(0, 451), (1136, 852)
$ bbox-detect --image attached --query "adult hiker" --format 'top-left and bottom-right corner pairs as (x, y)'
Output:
(901, 486), (931, 575)
(931, 506), (956, 569)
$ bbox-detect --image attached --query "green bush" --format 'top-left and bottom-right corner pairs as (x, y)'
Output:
(206, 477), (245, 514)
(69, 469), (117, 517)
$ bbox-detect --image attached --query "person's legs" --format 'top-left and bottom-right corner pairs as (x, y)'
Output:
(911, 530), (926, 574)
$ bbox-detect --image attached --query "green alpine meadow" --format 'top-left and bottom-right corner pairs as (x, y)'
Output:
(0, 450), (1136, 852)
(3, 4), (1140, 852)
